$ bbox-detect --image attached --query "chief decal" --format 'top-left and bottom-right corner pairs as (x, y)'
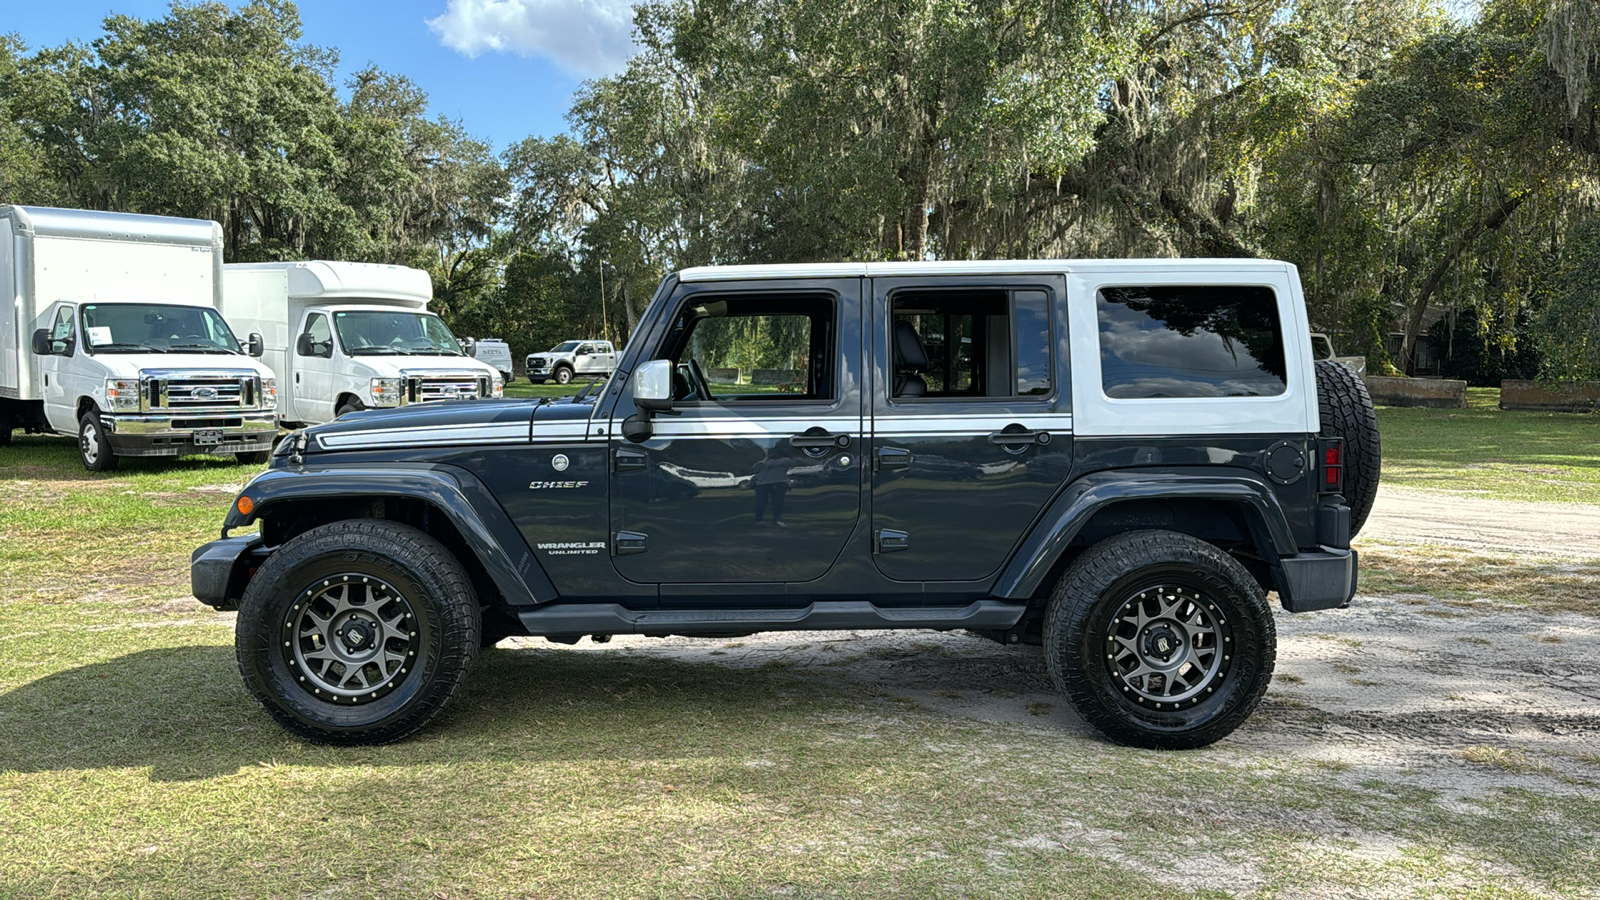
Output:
(528, 480), (589, 489)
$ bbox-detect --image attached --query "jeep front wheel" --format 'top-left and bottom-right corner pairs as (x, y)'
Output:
(1045, 530), (1275, 750)
(235, 519), (480, 745)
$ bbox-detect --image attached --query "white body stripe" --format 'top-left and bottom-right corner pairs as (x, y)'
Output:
(872, 414), (1072, 436)
(318, 422), (529, 449)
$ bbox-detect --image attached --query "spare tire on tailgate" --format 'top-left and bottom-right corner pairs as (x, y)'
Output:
(1315, 359), (1381, 537)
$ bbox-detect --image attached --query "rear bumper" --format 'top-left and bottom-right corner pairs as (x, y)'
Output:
(105, 411), (277, 456)
(1278, 547), (1358, 612)
(191, 534), (266, 610)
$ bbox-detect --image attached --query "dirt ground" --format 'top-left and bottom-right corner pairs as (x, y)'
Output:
(1364, 486), (1600, 559)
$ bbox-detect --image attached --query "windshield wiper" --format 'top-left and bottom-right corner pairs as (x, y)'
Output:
(350, 348), (403, 355)
(168, 344), (236, 354)
(92, 343), (163, 353)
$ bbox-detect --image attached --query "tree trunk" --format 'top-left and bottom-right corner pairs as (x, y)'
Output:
(1399, 193), (1525, 373)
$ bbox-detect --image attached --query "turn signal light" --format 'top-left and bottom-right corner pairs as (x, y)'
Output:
(236, 495), (254, 516)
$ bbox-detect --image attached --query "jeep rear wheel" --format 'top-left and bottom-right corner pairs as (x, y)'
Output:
(1315, 359), (1381, 536)
(235, 519), (480, 745)
(1045, 530), (1275, 750)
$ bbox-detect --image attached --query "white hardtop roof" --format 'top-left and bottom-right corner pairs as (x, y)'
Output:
(677, 258), (1292, 282)
(227, 260), (432, 302)
(0, 205), (221, 247)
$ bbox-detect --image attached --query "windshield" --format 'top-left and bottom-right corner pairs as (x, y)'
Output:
(548, 341), (581, 353)
(334, 312), (465, 357)
(80, 304), (242, 354)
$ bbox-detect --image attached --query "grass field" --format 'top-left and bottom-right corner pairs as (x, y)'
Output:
(2, 398), (1598, 897)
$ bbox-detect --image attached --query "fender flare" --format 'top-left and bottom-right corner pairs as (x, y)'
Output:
(993, 468), (1299, 601)
(224, 463), (556, 607)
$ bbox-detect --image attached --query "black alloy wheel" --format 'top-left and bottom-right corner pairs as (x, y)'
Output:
(235, 519), (480, 744)
(1046, 529), (1276, 750)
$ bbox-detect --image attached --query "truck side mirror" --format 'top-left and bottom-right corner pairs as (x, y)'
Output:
(247, 333), (265, 358)
(622, 359), (675, 443)
(462, 338), (476, 357)
(296, 333), (314, 356)
(32, 329), (51, 355)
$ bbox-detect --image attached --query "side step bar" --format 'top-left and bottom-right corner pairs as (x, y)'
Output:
(515, 600), (1026, 637)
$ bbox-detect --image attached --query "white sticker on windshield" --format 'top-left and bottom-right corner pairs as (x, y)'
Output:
(88, 327), (113, 346)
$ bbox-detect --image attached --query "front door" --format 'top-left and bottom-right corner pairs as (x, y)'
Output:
(293, 311), (336, 423)
(39, 303), (77, 430)
(869, 275), (1074, 582)
(608, 278), (864, 588)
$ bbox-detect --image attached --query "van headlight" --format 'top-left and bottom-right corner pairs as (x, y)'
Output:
(370, 377), (404, 407)
(260, 377), (277, 410)
(106, 378), (142, 411)
(492, 376), (504, 398)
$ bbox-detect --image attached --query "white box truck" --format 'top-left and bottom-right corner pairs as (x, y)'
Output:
(220, 261), (503, 426)
(0, 206), (278, 470)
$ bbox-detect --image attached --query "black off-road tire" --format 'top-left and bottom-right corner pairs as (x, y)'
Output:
(1045, 530), (1276, 750)
(235, 519), (481, 745)
(1315, 359), (1381, 537)
(78, 411), (118, 472)
(552, 365), (574, 385)
(235, 450), (271, 465)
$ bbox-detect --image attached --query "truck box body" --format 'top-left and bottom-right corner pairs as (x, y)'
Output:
(221, 261), (502, 426)
(0, 206), (277, 465)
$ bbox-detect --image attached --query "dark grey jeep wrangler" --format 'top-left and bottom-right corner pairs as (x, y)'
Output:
(193, 260), (1378, 750)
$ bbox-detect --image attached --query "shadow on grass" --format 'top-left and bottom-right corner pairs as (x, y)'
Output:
(0, 644), (841, 782)
(0, 433), (260, 481)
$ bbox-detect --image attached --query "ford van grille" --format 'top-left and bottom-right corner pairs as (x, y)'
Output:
(406, 377), (484, 404)
(145, 375), (257, 411)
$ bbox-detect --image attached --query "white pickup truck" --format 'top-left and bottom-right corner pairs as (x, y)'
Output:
(0, 206), (278, 470)
(220, 261), (503, 426)
(525, 340), (618, 384)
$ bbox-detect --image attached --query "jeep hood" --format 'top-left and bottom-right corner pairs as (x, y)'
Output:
(298, 396), (596, 453)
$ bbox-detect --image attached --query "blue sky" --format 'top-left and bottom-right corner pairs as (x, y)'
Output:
(1, 0), (640, 151)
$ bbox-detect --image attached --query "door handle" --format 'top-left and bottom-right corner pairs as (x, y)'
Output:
(988, 424), (1051, 447)
(876, 446), (912, 470)
(790, 427), (850, 449)
(614, 447), (647, 471)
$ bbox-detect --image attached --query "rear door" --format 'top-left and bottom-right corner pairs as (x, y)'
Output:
(608, 277), (864, 589)
(868, 274), (1073, 583)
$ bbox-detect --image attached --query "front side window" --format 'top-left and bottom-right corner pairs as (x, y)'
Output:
(1096, 285), (1286, 399)
(889, 288), (1054, 400)
(299, 314), (333, 358)
(80, 304), (241, 354)
(660, 294), (835, 402)
(50, 305), (75, 342)
(334, 312), (464, 356)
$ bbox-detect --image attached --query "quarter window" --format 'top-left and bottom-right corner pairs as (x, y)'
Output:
(1096, 285), (1286, 399)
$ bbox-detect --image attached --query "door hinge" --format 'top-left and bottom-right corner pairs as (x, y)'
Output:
(876, 529), (910, 553)
(613, 447), (647, 472)
(614, 530), (648, 555)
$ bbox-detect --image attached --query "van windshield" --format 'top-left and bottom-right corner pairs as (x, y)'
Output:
(80, 304), (242, 354)
(335, 312), (465, 356)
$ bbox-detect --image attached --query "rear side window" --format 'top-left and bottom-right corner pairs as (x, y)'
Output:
(1096, 286), (1286, 399)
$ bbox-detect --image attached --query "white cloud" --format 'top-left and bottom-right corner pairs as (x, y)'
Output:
(427, 0), (637, 78)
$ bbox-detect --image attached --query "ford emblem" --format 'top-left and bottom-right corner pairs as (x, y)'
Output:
(441, 386), (460, 399)
(193, 387), (218, 401)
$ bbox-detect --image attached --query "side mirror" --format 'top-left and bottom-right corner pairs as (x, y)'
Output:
(296, 333), (315, 356)
(462, 338), (476, 357)
(32, 329), (51, 356)
(633, 359), (674, 412)
(247, 332), (265, 358)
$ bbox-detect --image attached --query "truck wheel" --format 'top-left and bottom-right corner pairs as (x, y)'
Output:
(78, 411), (119, 472)
(336, 398), (365, 418)
(1315, 359), (1381, 536)
(235, 450), (271, 465)
(553, 366), (573, 385)
(234, 519), (481, 745)
(1044, 530), (1275, 750)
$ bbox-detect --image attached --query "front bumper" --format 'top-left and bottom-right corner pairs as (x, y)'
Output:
(191, 534), (266, 610)
(1277, 547), (1358, 612)
(104, 411), (277, 457)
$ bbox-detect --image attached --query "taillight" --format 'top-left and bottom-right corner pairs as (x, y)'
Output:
(1321, 439), (1344, 491)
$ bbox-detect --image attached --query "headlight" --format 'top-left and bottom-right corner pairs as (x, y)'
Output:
(105, 378), (142, 411)
(492, 376), (504, 399)
(260, 377), (277, 410)
(370, 377), (404, 407)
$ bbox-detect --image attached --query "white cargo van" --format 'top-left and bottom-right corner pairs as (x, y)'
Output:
(220, 261), (503, 426)
(463, 337), (514, 382)
(0, 206), (278, 470)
